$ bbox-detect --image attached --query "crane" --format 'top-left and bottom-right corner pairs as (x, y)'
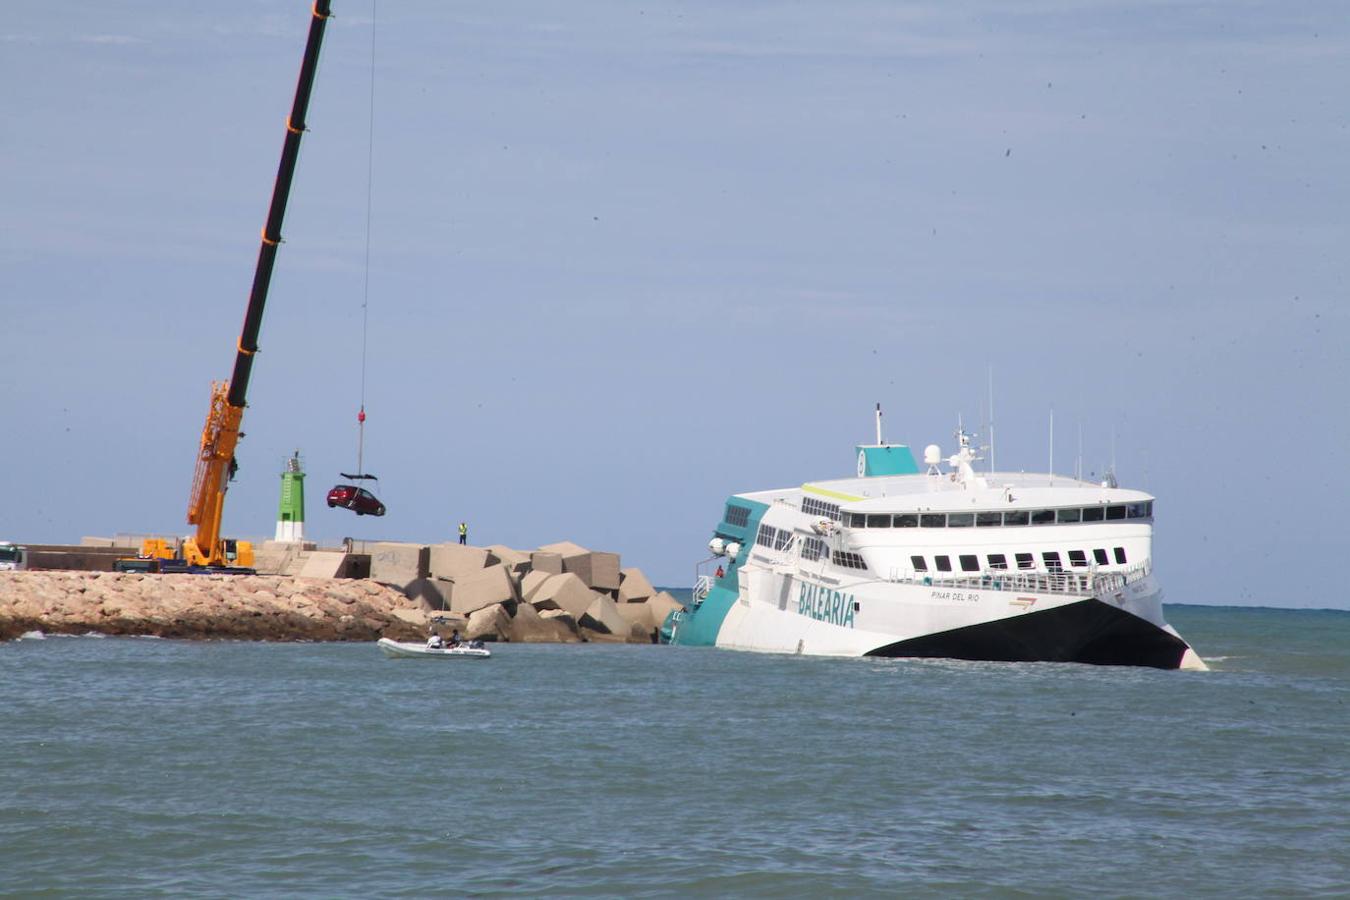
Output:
(139, 1), (333, 572)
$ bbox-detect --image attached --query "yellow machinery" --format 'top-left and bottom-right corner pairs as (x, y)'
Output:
(139, 2), (332, 572)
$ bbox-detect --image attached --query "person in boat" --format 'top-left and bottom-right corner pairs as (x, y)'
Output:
(448, 628), (462, 647)
(427, 629), (444, 649)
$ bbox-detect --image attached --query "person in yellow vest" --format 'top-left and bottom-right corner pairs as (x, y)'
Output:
(458, 521), (468, 545)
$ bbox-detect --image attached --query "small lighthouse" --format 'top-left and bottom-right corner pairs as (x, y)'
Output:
(275, 450), (306, 542)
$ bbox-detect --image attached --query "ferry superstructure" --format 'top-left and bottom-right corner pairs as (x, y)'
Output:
(667, 428), (1205, 670)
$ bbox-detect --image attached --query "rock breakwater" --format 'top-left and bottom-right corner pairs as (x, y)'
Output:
(0, 572), (427, 643)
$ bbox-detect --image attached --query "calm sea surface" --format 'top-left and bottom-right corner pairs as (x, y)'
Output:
(2, 605), (1347, 898)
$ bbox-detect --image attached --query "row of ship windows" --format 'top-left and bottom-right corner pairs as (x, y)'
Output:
(755, 524), (793, 551)
(843, 502), (1153, 530)
(725, 504), (752, 528)
(912, 547), (1128, 573)
(801, 496), (842, 521)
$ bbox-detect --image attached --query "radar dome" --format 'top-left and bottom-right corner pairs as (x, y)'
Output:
(923, 444), (942, 465)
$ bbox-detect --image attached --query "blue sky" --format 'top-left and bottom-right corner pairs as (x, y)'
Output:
(2, 1), (1346, 605)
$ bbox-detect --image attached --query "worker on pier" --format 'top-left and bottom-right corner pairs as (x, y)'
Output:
(458, 521), (468, 545)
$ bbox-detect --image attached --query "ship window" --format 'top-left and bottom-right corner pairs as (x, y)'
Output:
(1068, 550), (1088, 568)
(911, 555), (928, 572)
(894, 514), (918, 528)
(1031, 509), (1055, 525)
(947, 513), (974, 528)
(725, 504), (751, 528)
(773, 529), (792, 551)
(976, 512), (1002, 527)
(1042, 551), (1063, 572)
(1057, 508), (1082, 523)
(935, 555), (952, 572)
(1127, 502), (1151, 518)
(920, 513), (946, 528)
(756, 525), (778, 549)
(1106, 505), (1127, 520)
(801, 537), (826, 562)
(1114, 547), (1127, 564)
(959, 554), (980, 572)
(831, 550), (868, 570)
(802, 496), (841, 521)
(1093, 548), (1110, 565)
(987, 553), (1008, 569)
(1015, 552), (1035, 570)
(1004, 510), (1029, 526)
(867, 514), (891, 528)
(1082, 506), (1105, 522)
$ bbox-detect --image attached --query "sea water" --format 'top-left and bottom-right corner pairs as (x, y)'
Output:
(2, 605), (1347, 897)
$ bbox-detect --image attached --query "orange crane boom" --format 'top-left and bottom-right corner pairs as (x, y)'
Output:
(142, 1), (332, 571)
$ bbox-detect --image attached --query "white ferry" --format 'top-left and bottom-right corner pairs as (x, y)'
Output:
(666, 416), (1206, 670)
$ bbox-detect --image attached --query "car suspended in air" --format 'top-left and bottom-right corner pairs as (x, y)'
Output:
(327, 479), (386, 516)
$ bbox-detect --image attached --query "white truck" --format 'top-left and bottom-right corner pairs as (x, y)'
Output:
(0, 542), (28, 571)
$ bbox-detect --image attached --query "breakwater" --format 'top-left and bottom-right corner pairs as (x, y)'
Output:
(0, 539), (682, 644)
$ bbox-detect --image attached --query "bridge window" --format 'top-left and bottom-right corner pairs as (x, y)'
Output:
(920, 514), (946, 528)
(1042, 551), (1063, 572)
(1068, 550), (1088, 568)
(976, 512), (1002, 527)
(1127, 502), (1152, 518)
(1093, 548), (1109, 565)
(894, 514), (918, 528)
(948, 513), (974, 528)
(959, 554), (980, 572)
(1057, 508), (1082, 523)
(1004, 511), (1029, 526)
(987, 553), (1008, 569)
(773, 529), (792, 551)
(801, 537), (826, 562)
(910, 555), (928, 572)
(1082, 507), (1105, 522)
(725, 505), (751, 528)
(934, 555), (952, 572)
(1015, 552), (1035, 570)
(1114, 547), (1128, 564)
(1106, 505), (1127, 520)
(867, 514), (891, 528)
(1031, 509), (1055, 525)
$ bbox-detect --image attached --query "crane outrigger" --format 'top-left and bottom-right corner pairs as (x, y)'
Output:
(134, 2), (333, 572)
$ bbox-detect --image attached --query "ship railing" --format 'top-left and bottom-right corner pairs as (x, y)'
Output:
(693, 574), (713, 603)
(884, 560), (1153, 597)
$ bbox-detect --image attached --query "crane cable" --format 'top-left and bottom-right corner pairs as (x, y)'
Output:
(356, 0), (378, 477)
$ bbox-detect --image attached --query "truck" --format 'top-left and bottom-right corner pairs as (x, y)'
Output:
(0, 543), (27, 571)
(128, 2), (333, 573)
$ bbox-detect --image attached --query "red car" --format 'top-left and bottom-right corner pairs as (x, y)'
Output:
(327, 484), (386, 516)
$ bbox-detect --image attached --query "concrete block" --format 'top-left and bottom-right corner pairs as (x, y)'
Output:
(530, 551), (564, 576)
(370, 542), (429, 588)
(618, 567), (655, 603)
(465, 603), (512, 642)
(537, 541), (594, 585)
(529, 573), (593, 620)
(646, 591), (686, 632)
(298, 551), (349, 579)
(589, 552), (621, 591)
(403, 578), (450, 611)
(486, 545), (532, 575)
(509, 602), (582, 643)
(579, 592), (627, 636)
(449, 564), (519, 617)
(537, 540), (590, 557)
(428, 543), (490, 580)
(539, 608), (580, 633)
(520, 570), (550, 601)
(614, 601), (655, 634)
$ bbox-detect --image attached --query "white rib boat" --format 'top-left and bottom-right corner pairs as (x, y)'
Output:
(377, 637), (492, 659)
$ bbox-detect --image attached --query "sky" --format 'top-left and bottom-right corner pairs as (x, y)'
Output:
(2, 1), (1346, 606)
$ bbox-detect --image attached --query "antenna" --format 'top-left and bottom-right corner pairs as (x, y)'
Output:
(1076, 421), (1083, 482)
(1049, 407), (1055, 486)
(875, 402), (883, 445)
(987, 365), (996, 473)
